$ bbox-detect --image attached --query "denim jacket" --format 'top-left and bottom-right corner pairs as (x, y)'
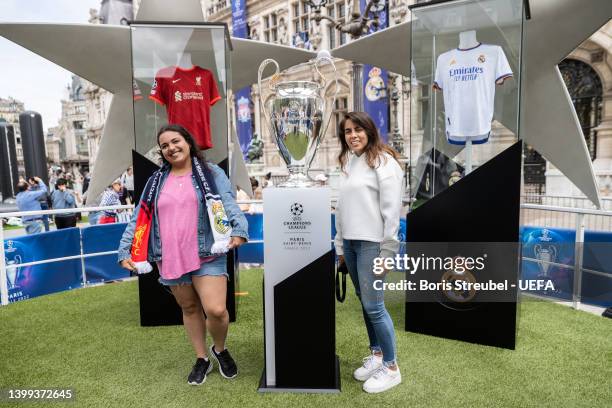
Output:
(117, 162), (249, 263)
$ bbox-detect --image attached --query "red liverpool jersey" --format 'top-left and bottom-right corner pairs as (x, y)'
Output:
(149, 65), (221, 150)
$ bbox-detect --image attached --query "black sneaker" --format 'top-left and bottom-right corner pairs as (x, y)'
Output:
(210, 345), (238, 379)
(187, 357), (213, 385)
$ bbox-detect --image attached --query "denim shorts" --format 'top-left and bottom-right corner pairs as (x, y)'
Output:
(158, 255), (228, 286)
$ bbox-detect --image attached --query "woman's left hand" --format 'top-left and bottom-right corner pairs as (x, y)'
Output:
(228, 236), (247, 249)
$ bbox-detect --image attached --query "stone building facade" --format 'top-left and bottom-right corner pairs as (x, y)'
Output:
(0, 97), (26, 175)
(53, 75), (90, 173)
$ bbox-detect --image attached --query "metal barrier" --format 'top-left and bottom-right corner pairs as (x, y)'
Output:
(2, 201), (611, 309)
(521, 203), (612, 309)
(0, 205), (134, 306)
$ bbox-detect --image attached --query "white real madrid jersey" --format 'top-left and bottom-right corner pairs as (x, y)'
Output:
(434, 43), (513, 144)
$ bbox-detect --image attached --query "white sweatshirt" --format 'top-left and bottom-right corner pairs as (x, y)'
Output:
(334, 152), (404, 258)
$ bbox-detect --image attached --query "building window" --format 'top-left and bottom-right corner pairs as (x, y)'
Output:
(292, 1), (310, 34)
(333, 96), (349, 134)
(418, 85), (429, 131)
(559, 58), (603, 161)
(327, 0), (348, 49)
(73, 120), (84, 130)
(263, 12), (279, 43)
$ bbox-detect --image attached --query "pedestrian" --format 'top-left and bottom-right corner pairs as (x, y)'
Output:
(16, 177), (48, 235)
(98, 180), (122, 224)
(334, 112), (404, 393)
(50, 178), (78, 229)
(121, 166), (135, 203)
(28, 177), (50, 232)
(118, 124), (248, 386)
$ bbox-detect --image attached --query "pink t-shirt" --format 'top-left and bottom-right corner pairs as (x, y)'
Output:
(155, 172), (202, 279)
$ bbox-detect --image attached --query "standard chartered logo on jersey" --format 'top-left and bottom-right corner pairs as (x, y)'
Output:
(174, 91), (204, 102)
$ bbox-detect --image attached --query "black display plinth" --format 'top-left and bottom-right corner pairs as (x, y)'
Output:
(132, 150), (238, 326)
(259, 250), (340, 393)
(405, 142), (523, 349)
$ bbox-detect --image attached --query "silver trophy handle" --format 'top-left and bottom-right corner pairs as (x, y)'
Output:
(257, 58), (280, 127)
(307, 53), (339, 173)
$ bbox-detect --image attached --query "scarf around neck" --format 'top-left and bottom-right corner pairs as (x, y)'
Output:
(130, 157), (233, 268)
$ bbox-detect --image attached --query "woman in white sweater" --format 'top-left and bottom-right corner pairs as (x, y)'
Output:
(334, 111), (404, 393)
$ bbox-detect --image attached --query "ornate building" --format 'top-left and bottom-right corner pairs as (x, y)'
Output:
(53, 75), (90, 172)
(545, 20), (612, 199)
(0, 97), (26, 175)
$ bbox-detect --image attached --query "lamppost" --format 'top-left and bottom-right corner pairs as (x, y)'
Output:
(307, 0), (386, 39)
(306, 0), (386, 111)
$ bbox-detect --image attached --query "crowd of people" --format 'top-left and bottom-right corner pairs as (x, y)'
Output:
(13, 166), (135, 234)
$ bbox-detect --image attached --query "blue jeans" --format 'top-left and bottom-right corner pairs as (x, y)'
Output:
(158, 255), (228, 286)
(40, 202), (50, 232)
(343, 239), (397, 365)
(24, 219), (43, 235)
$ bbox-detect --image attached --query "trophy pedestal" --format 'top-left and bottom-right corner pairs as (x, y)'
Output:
(259, 187), (340, 393)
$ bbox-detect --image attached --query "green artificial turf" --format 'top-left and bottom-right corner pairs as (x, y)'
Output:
(1, 269), (610, 408)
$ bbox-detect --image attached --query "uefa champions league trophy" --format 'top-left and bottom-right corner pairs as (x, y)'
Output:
(258, 51), (338, 187)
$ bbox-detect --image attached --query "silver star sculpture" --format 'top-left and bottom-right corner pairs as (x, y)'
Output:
(0, 0), (315, 201)
(332, 0), (611, 207)
(1, 0), (610, 206)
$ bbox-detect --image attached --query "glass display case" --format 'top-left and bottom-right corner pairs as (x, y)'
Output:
(130, 23), (231, 164)
(409, 0), (523, 207)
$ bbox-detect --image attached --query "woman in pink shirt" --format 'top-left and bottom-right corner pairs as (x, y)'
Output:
(118, 124), (248, 386)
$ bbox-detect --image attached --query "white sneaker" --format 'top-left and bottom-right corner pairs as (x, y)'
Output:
(363, 365), (401, 393)
(353, 353), (383, 381)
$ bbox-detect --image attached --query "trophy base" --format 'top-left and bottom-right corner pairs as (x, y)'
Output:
(279, 173), (314, 188)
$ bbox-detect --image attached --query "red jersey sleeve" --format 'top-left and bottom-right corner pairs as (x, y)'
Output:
(209, 71), (221, 106)
(149, 71), (166, 106)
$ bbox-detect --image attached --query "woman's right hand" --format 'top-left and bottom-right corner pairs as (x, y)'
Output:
(120, 259), (136, 271)
(338, 255), (345, 265)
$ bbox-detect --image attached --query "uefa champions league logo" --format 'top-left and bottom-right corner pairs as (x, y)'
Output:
(290, 202), (304, 217)
(534, 229), (557, 278)
(4, 240), (24, 291)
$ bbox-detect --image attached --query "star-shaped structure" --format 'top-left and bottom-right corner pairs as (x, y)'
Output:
(1, 0), (609, 206)
(0, 0), (315, 201)
(331, 0), (611, 207)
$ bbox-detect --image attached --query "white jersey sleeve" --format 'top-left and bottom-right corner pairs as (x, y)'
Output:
(495, 47), (513, 82)
(434, 54), (444, 89)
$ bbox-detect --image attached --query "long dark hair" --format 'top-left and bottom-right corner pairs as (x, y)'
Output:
(156, 124), (204, 166)
(337, 111), (400, 171)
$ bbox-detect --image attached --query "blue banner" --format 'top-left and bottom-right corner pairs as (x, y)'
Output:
(232, 0), (253, 159)
(582, 231), (612, 307)
(4, 228), (82, 303)
(360, 0), (389, 142)
(82, 223), (131, 283)
(521, 227), (576, 300)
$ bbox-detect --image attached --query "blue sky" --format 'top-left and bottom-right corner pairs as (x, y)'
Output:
(0, 0), (104, 129)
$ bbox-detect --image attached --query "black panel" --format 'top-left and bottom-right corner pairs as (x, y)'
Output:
(19, 111), (48, 185)
(406, 142), (522, 349)
(226, 247), (238, 322)
(133, 150), (182, 326)
(0, 123), (19, 200)
(132, 150), (238, 325)
(273, 251), (337, 389)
